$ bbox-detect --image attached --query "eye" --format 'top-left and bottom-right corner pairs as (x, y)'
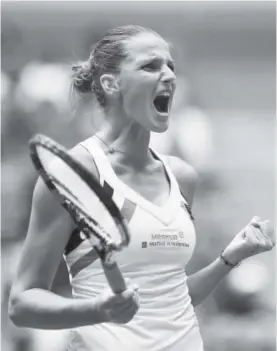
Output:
(168, 62), (175, 72)
(141, 61), (159, 71)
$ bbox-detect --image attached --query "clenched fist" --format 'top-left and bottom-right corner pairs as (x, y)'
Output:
(94, 278), (140, 324)
(222, 217), (275, 266)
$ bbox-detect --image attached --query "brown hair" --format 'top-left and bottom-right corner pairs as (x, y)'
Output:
(72, 25), (161, 108)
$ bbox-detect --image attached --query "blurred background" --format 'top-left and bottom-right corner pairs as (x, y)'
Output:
(1, 1), (275, 351)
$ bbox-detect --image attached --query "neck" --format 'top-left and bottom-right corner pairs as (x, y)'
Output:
(94, 113), (152, 168)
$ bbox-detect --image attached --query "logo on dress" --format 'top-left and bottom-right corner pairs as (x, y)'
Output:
(141, 229), (189, 249)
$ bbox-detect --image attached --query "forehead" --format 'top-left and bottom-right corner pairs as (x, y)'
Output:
(123, 32), (172, 62)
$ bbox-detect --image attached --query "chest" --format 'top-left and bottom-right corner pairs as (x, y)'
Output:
(115, 203), (196, 273)
(114, 164), (170, 207)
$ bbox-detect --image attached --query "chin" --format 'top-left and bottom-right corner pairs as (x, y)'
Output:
(151, 120), (170, 133)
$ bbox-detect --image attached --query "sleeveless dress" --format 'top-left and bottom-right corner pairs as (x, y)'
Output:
(65, 137), (204, 351)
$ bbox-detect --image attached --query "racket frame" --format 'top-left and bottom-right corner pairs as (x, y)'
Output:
(29, 134), (131, 263)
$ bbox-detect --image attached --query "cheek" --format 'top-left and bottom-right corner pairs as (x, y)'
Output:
(121, 74), (155, 111)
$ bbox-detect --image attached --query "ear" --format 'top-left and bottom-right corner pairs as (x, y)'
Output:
(99, 74), (120, 96)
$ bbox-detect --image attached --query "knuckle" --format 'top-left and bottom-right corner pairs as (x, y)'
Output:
(132, 300), (139, 310)
(119, 313), (135, 324)
(246, 237), (255, 246)
(254, 241), (260, 249)
(119, 318), (132, 324)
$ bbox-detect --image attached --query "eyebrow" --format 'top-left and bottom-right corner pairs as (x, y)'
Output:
(136, 55), (175, 66)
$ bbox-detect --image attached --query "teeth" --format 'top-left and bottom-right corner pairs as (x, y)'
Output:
(159, 92), (170, 97)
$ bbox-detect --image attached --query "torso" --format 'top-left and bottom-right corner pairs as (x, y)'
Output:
(64, 136), (203, 351)
(108, 154), (171, 208)
(74, 138), (193, 209)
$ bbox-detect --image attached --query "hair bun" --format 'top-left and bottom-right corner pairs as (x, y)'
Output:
(72, 61), (93, 93)
(72, 64), (81, 72)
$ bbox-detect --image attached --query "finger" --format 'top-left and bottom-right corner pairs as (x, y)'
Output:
(125, 278), (131, 285)
(259, 220), (275, 246)
(113, 286), (137, 303)
(252, 226), (268, 245)
(244, 225), (263, 250)
(133, 291), (140, 306)
(241, 217), (261, 237)
(121, 298), (139, 314)
(250, 216), (261, 228)
(246, 224), (272, 253)
(131, 283), (139, 291)
(109, 298), (139, 323)
(124, 278), (139, 290)
(247, 224), (266, 243)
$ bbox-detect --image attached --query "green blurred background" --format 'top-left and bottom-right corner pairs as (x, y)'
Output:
(1, 1), (276, 351)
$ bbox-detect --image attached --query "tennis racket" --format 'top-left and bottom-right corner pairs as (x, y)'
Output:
(29, 133), (131, 294)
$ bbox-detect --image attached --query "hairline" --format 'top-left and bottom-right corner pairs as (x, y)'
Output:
(119, 33), (172, 66)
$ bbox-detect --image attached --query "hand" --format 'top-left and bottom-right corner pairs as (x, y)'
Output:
(94, 278), (140, 324)
(222, 216), (275, 265)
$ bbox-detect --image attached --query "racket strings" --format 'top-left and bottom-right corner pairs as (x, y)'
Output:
(32, 138), (129, 258)
(51, 175), (119, 250)
(58, 185), (121, 251)
(50, 175), (80, 203)
(63, 197), (113, 246)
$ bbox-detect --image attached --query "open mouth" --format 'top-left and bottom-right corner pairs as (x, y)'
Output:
(153, 93), (170, 114)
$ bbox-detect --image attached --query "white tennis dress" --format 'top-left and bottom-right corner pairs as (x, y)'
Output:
(65, 138), (204, 351)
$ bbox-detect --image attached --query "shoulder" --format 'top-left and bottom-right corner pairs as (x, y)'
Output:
(164, 155), (198, 207)
(33, 140), (100, 212)
(69, 141), (100, 181)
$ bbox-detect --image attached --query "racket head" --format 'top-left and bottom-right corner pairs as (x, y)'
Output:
(29, 134), (131, 260)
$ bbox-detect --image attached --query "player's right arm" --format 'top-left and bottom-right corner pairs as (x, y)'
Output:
(8, 146), (139, 329)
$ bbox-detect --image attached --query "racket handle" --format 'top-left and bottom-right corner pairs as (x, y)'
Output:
(100, 256), (127, 294)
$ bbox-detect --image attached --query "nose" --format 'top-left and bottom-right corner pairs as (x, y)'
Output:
(161, 64), (176, 85)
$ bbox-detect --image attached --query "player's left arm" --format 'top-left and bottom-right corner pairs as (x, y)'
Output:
(167, 155), (275, 307)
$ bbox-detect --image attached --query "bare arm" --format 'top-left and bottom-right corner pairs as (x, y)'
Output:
(169, 156), (275, 307)
(8, 147), (104, 329)
(186, 218), (275, 307)
(186, 258), (233, 306)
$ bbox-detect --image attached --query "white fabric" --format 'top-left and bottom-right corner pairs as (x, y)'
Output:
(65, 137), (204, 351)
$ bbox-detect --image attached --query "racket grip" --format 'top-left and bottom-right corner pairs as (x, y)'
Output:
(100, 256), (127, 294)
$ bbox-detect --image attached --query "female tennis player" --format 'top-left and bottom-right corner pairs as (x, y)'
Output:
(9, 25), (275, 351)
